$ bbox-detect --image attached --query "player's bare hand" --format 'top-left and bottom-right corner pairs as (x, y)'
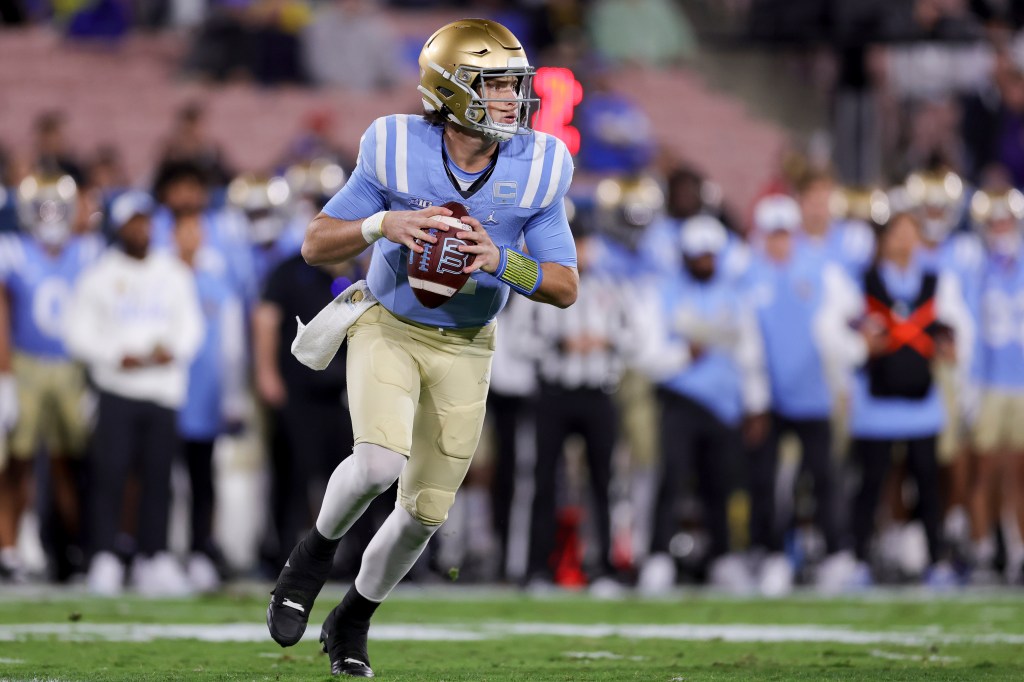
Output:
(256, 368), (288, 408)
(150, 344), (174, 366)
(381, 206), (453, 254)
(456, 217), (500, 274)
(120, 354), (147, 370)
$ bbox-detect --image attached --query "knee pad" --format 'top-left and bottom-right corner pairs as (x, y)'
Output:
(351, 443), (406, 494)
(401, 487), (455, 526)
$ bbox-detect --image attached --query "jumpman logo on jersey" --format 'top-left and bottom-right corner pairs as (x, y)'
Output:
(482, 211), (499, 226)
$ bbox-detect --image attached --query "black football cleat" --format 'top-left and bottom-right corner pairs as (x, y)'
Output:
(320, 605), (374, 677)
(266, 545), (333, 647)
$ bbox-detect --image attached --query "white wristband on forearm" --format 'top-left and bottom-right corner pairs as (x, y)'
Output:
(361, 211), (387, 244)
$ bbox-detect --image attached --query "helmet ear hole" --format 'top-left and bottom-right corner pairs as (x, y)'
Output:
(437, 86), (455, 98)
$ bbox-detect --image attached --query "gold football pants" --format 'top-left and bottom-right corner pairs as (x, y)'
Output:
(346, 305), (496, 525)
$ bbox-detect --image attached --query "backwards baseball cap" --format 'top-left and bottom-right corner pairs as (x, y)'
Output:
(109, 190), (155, 231)
(680, 215), (728, 257)
(753, 194), (801, 233)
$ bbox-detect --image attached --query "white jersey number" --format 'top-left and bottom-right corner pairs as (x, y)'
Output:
(31, 277), (72, 340)
(981, 288), (1024, 348)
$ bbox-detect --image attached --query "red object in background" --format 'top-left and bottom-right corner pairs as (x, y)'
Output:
(552, 506), (588, 588)
(531, 67), (583, 155)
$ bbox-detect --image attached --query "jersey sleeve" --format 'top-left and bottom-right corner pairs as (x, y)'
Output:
(322, 118), (389, 221)
(0, 234), (24, 284)
(522, 138), (577, 267)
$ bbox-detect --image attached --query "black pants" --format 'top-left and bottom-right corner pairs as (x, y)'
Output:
(748, 415), (842, 554)
(651, 391), (736, 559)
(277, 395), (354, 556)
(183, 439), (216, 556)
(528, 386), (617, 578)
(487, 391), (529, 578)
(88, 392), (179, 557)
(852, 436), (944, 565)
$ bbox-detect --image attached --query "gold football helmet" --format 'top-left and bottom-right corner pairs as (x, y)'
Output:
(594, 175), (664, 247)
(830, 185), (890, 226)
(226, 173), (293, 245)
(902, 170), (965, 242)
(418, 18), (538, 141)
(16, 174), (77, 247)
(970, 187), (1024, 225)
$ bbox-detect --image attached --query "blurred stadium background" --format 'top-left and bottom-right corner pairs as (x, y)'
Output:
(2, 0), (1024, 679)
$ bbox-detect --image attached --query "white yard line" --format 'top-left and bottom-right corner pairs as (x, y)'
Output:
(564, 651), (647, 661)
(869, 649), (961, 664)
(0, 622), (1021, 646)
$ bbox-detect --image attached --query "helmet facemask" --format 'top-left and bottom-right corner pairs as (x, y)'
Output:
(420, 61), (537, 141)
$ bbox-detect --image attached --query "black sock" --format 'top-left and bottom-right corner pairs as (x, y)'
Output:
(302, 528), (341, 564)
(337, 585), (381, 623)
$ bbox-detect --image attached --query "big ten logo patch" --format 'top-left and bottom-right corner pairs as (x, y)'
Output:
(438, 237), (470, 275)
(531, 67), (583, 155)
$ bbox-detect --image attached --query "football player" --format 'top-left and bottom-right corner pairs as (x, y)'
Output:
(965, 189), (1024, 583)
(226, 172), (306, 289)
(0, 174), (103, 581)
(266, 19), (577, 677)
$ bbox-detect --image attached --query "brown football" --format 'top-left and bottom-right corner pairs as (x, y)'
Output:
(407, 201), (476, 308)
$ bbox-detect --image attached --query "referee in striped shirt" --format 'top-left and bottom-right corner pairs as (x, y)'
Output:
(517, 228), (644, 588)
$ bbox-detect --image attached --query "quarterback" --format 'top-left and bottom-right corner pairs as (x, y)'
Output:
(266, 19), (578, 677)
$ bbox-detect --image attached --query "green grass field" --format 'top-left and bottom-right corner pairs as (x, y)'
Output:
(1, 586), (1022, 680)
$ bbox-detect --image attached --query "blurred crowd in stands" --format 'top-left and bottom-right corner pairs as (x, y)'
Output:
(0, 0), (695, 86)
(1, 0), (1024, 598)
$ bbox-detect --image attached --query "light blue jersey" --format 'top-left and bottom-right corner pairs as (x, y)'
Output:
(640, 216), (752, 290)
(323, 115), (576, 328)
(849, 259), (946, 440)
(919, 232), (986, 305)
(749, 245), (833, 419)
(149, 240), (246, 440)
(151, 207), (259, 307)
(655, 269), (750, 425)
(588, 232), (651, 281)
(972, 253), (1024, 391)
(0, 233), (104, 358)
(799, 219), (875, 279)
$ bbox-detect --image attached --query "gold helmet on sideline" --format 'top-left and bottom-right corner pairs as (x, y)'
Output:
(594, 175), (665, 248)
(418, 18), (538, 141)
(970, 188), (1024, 257)
(970, 187), (1024, 226)
(903, 170), (965, 243)
(830, 185), (890, 226)
(16, 173), (77, 247)
(227, 174), (292, 245)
